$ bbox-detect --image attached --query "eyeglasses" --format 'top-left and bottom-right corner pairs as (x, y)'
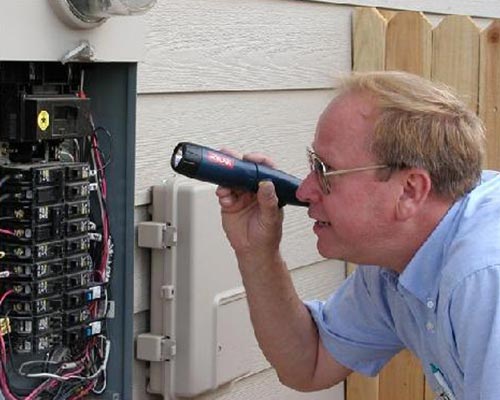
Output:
(307, 147), (389, 194)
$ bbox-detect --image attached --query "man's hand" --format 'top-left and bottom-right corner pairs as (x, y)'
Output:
(215, 151), (284, 264)
(215, 148), (350, 392)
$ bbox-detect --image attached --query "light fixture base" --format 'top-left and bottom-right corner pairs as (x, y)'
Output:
(49, 0), (107, 30)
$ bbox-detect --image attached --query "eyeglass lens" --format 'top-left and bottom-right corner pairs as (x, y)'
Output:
(308, 151), (330, 194)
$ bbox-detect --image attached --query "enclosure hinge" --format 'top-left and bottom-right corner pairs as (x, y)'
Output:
(160, 285), (175, 300)
(136, 333), (177, 362)
(138, 222), (177, 249)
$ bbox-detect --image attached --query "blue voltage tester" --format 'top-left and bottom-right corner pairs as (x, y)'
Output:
(171, 142), (308, 207)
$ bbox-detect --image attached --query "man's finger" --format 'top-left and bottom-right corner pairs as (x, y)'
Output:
(219, 147), (242, 159)
(243, 152), (277, 168)
(216, 186), (232, 197)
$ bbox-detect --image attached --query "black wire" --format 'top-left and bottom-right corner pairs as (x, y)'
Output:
(92, 127), (113, 171)
(90, 144), (109, 174)
(95, 146), (111, 172)
(57, 381), (86, 400)
(58, 380), (91, 400)
(93, 126), (112, 141)
(56, 382), (77, 400)
(53, 380), (66, 399)
(40, 381), (64, 400)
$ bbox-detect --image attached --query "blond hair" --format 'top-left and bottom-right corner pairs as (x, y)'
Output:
(337, 71), (484, 200)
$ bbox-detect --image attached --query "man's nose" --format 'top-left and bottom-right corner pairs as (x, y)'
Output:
(296, 171), (322, 204)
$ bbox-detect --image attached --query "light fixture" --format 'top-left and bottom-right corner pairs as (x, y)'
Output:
(50, 0), (156, 29)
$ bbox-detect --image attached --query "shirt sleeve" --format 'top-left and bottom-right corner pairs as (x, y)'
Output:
(447, 264), (500, 400)
(305, 266), (404, 376)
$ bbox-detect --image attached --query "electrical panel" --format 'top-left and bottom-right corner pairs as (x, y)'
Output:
(0, 62), (112, 399)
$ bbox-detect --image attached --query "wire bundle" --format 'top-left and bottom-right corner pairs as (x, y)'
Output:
(0, 124), (113, 399)
(89, 127), (112, 283)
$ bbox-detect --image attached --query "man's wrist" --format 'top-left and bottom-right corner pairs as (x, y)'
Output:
(236, 249), (284, 272)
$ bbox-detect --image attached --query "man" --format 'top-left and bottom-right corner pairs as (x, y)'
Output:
(216, 71), (500, 400)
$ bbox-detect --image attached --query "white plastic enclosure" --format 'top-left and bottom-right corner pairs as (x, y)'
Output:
(137, 177), (256, 398)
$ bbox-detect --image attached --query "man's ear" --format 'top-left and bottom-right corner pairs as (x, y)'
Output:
(395, 169), (432, 220)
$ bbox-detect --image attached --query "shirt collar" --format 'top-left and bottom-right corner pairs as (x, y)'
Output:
(397, 198), (464, 304)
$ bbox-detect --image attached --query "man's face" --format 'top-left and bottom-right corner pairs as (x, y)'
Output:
(297, 92), (398, 264)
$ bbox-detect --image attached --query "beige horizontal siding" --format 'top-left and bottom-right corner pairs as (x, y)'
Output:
(138, 0), (351, 93)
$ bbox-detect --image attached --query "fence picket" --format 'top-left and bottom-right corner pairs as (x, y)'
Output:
(386, 11), (432, 78)
(479, 20), (500, 170)
(353, 7), (387, 71)
(432, 15), (480, 112)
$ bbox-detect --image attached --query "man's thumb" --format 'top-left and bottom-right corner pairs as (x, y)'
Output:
(257, 180), (279, 214)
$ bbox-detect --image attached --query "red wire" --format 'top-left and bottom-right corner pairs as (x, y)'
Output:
(0, 335), (18, 400)
(91, 134), (110, 280)
(91, 135), (107, 199)
(72, 381), (94, 400)
(0, 333), (6, 366)
(0, 290), (18, 400)
(0, 290), (13, 309)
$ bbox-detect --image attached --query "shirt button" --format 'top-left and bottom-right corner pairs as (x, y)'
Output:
(426, 321), (434, 331)
(426, 300), (434, 309)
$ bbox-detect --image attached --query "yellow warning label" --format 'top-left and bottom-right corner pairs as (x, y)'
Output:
(37, 110), (50, 132)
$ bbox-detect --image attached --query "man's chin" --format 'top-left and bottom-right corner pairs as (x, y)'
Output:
(317, 242), (357, 264)
(317, 242), (342, 260)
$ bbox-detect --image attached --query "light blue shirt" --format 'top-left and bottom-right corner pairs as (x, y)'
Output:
(306, 171), (500, 400)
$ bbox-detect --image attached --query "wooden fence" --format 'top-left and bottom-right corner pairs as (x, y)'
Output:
(348, 7), (500, 400)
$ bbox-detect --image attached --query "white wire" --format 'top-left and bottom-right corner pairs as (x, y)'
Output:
(103, 287), (109, 316)
(19, 359), (62, 372)
(105, 236), (113, 282)
(59, 151), (75, 162)
(22, 338), (110, 381)
(73, 138), (81, 161)
(91, 369), (107, 394)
